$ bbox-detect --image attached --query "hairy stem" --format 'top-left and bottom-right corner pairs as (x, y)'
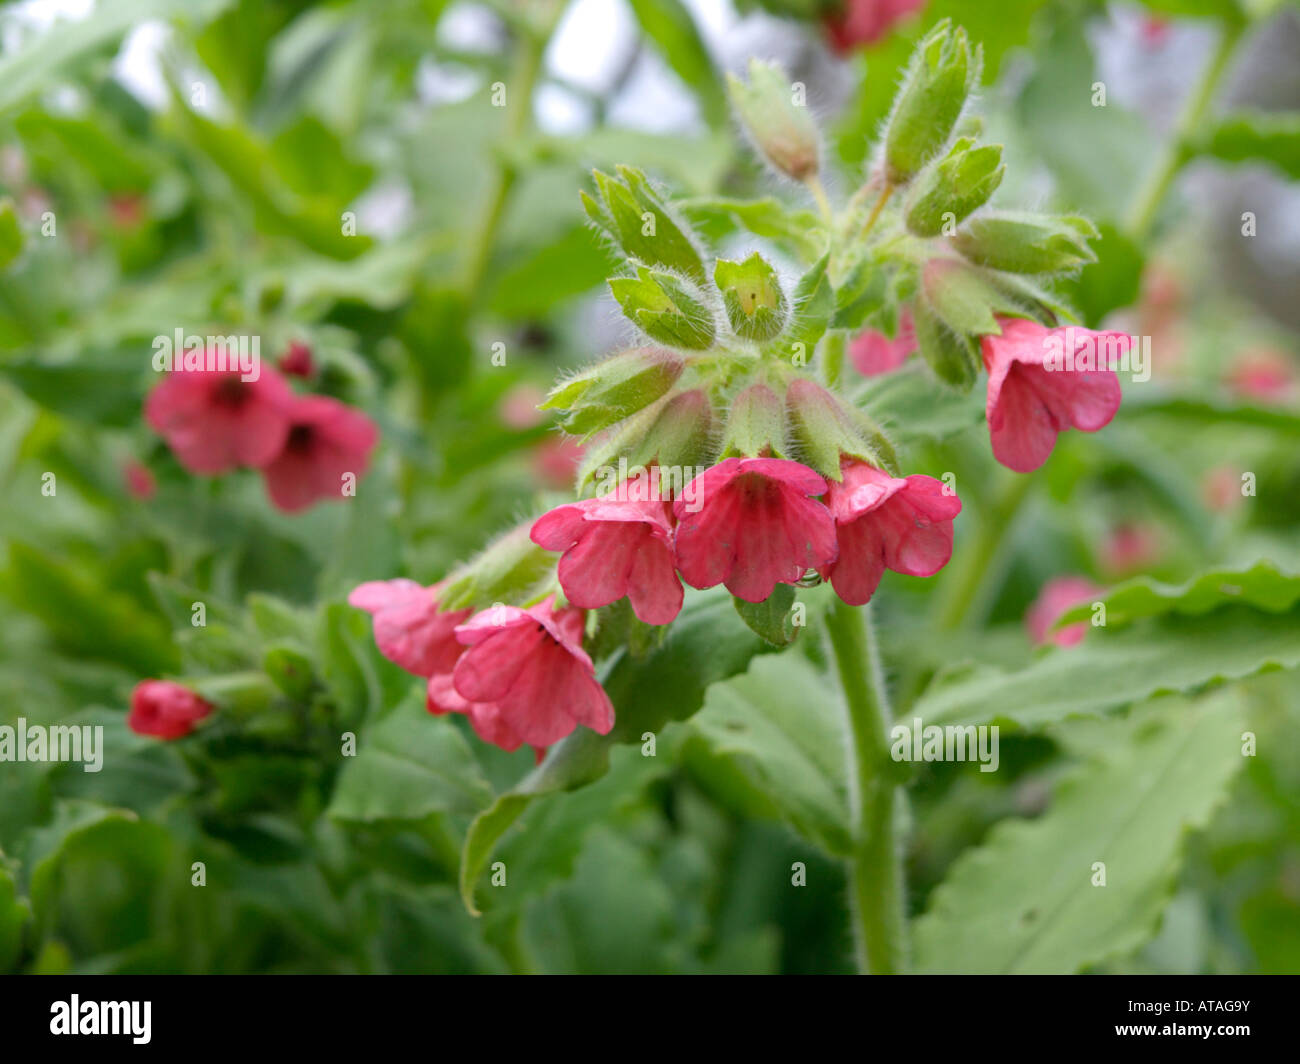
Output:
(825, 598), (906, 974)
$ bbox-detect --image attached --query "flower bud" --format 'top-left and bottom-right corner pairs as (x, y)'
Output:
(578, 389), (717, 488)
(913, 299), (980, 392)
(904, 137), (1004, 237)
(920, 257), (1005, 337)
(720, 383), (787, 458)
(951, 212), (1099, 274)
(727, 59), (821, 182)
(541, 347), (684, 437)
(439, 525), (557, 610)
(883, 20), (981, 186)
(609, 267), (716, 350)
(785, 377), (896, 480)
(581, 166), (707, 282)
(715, 252), (788, 342)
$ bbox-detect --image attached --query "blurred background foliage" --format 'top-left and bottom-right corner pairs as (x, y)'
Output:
(0, 0), (1298, 974)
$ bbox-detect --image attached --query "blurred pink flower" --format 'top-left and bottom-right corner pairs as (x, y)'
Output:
(145, 365), (294, 475)
(261, 396), (379, 513)
(128, 680), (213, 740)
(849, 308), (916, 377)
(1026, 576), (1102, 648)
(124, 460), (157, 501)
(499, 384), (546, 430)
(1226, 347), (1295, 403)
(1100, 521), (1162, 578)
(532, 435), (584, 490)
(823, 0), (926, 54)
(278, 341), (315, 379)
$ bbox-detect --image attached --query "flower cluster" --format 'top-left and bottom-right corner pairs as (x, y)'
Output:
(144, 343), (378, 513)
(349, 579), (611, 756)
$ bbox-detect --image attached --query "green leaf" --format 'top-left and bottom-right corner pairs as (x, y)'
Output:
(691, 653), (851, 855)
(327, 695), (493, 822)
(733, 586), (798, 646)
(522, 828), (680, 974)
(913, 605), (1300, 729)
(1056, 560), (1300, 629)
(1120, 390), (1300, 435)
(627, 0), (726, 126)
(0, 350), (146, 427)
(1194, 111), (1300, 180)
(914, 691), (1247, 973)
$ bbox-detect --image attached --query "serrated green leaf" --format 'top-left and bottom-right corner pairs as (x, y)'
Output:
(914, 691), (1247, 973)
(914, 605), (1300, 728)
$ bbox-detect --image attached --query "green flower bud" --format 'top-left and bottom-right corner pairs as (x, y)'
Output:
(920, 257), (1007, 337)
(609, 266), (717, 350)
(727, 59), (821, 182)
(913, 298), (980, 393)
(577, 388), (717, 488)
(720, 383), (787, 458)
(715, 252), (789, 342)
(540, 347), (684, 438)
(581, 166), (707, 282)
(951, 212), (1099, 274)
(883, 20), (982, 186)
(785, 377), (896, 480)
(439, 525), (556, 610)
(904, 137), (1004, 237)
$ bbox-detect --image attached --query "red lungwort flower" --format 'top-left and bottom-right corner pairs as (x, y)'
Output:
(145, 364), (294, 474)
(530, 473), (682, 625)
(124, 460), (157, 501)
(1026, 576), (1102, 648)
(128, 680), (214, 740)
(982, 318), (1127, 473)
(673, 457), (837, 603)
(823, 0), (926, 55)
(430, 597), (614, 750)
(819, 460), (961, 605)
(261, 396), (379, 513)
(348, 579), (470, 678)
(278, 341), (315, 379)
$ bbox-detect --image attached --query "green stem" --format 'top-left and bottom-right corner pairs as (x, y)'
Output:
(825, 598), (906, 974)
(934, 470), (1032, 631)
(1124, 21), (1243, 242)
(460, 32), (545, 299)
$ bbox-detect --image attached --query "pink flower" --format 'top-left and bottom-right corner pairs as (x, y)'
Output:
(127, 680), (214, 740)
(145, 365), (294, 474)
(823, 0), (925, 54)
(499, 384), (546, 430)
(673, 457), (837, 603)
(531, 474), (682, 625)
(261, 396), (379, 513)
(124, 460), (156, 500)
(532, 435), (584, 490)
(1203, 466), (1244, 513)
(348, 579), (470, 678)
(1026, 576), (1102, 648)
(430, 598), (614, 749)
(849, 308), (916, 377)
(982, 318), (1127, 473)
(1100, 522), (1161, 578)
(1227, 348), (1294, 403)
(278, 341), (315, 379)
(819, 460), (961, 605)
